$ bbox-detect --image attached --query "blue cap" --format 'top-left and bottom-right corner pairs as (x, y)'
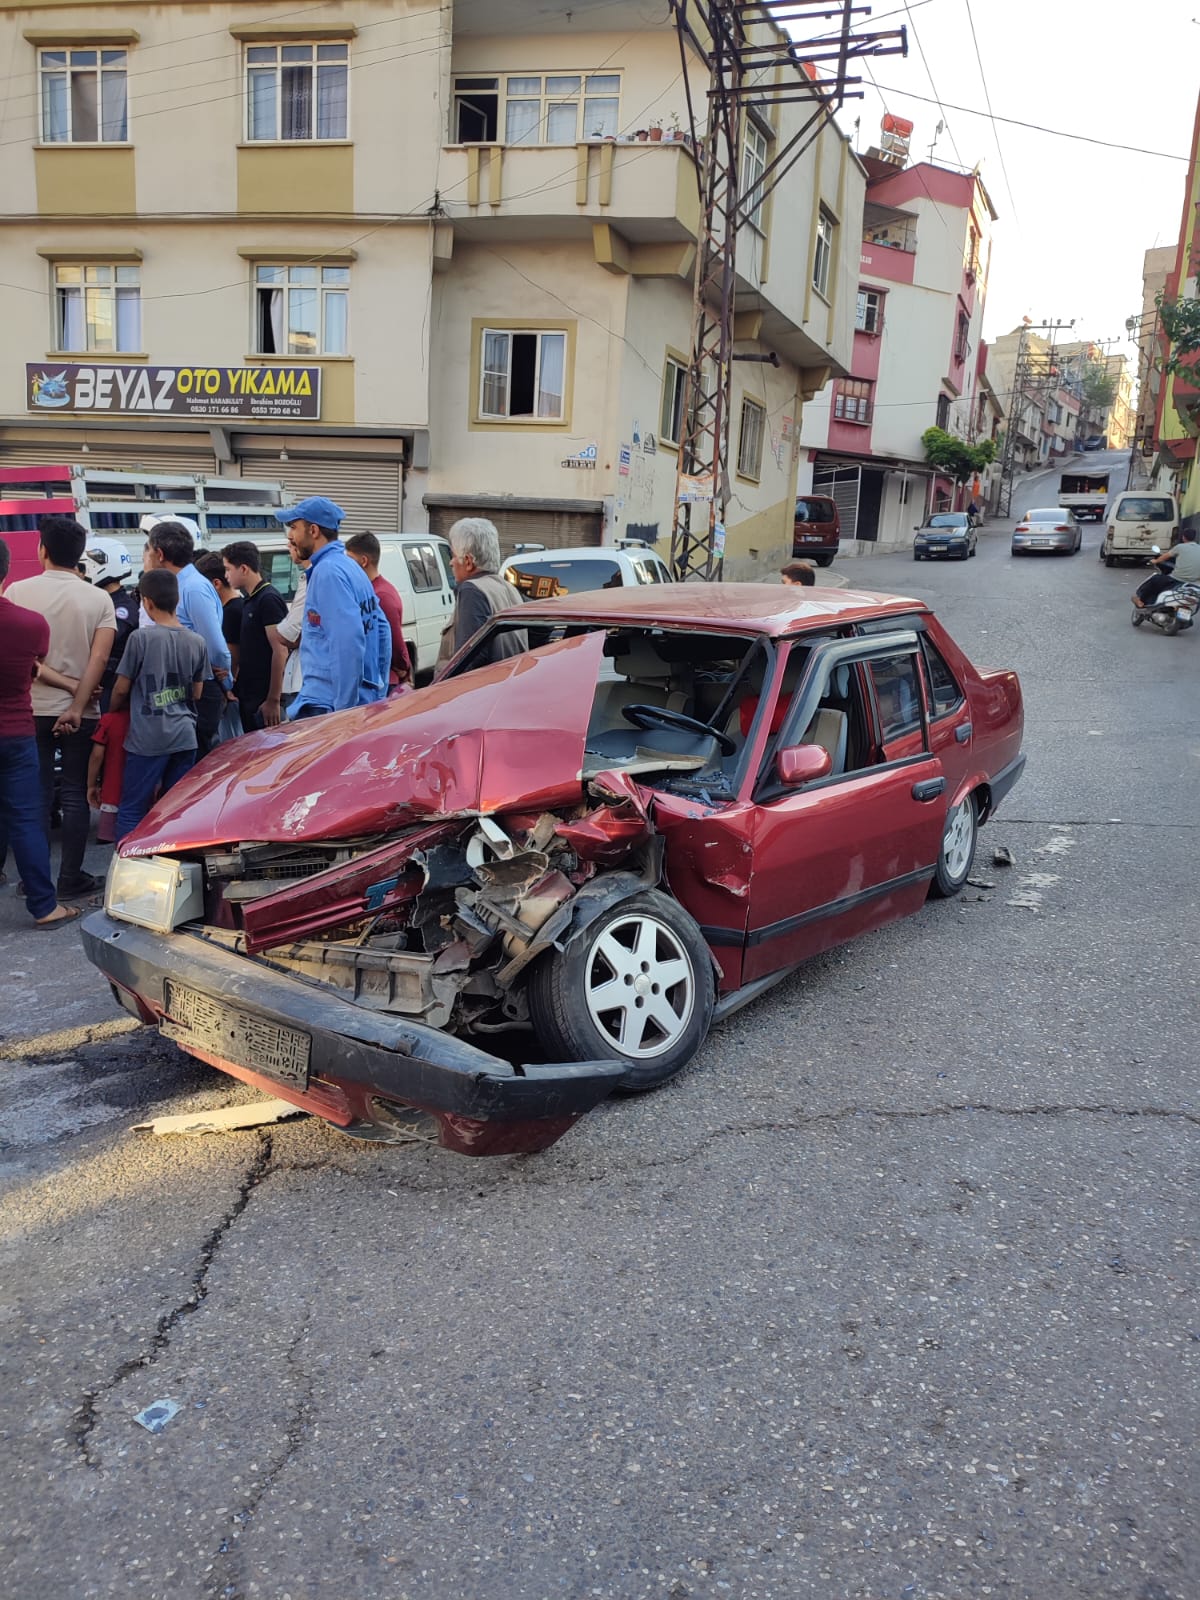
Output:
(275, 495), (345, 530)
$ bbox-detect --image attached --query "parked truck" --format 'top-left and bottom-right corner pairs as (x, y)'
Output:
(1057, 469), (1111, 522)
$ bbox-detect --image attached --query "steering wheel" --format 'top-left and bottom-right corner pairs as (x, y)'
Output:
(621, 702), (737, 756)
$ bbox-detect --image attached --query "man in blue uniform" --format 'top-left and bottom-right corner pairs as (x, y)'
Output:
(273, 497), (390, 719)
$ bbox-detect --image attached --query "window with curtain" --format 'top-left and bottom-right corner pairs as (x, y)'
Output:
(39, 49), (127, 142)
(736, 398), (766, 479)
(54, 263), (140, 352)
(478, 328), (568, 420)
(834, 378), (874, 424)
(742, 118), (769, 228)
(497, 72), (620, 144)
(812, 206), (835, 298)
(254, 264), (349, 355)
(245, 42), (348, 141)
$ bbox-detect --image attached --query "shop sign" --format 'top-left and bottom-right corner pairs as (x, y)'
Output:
(26, 363), (322, 420)
(561, 443), (598, 470)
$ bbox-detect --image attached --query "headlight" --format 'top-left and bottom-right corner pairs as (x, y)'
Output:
(105, 854), (204, 932)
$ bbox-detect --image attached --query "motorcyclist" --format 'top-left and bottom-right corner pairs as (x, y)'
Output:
(1133, 526), (1200, 610)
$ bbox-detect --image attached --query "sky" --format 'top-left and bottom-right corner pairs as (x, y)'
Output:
(805, 0), (1199, 361)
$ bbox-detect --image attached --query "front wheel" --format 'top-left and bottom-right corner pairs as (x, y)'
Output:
(930, 794), (977, 899)
(527, 890), (714, 1092)
(1131, 607), (1144, 627)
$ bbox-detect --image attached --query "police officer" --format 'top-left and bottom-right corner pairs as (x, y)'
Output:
(79, 537), (138, 711)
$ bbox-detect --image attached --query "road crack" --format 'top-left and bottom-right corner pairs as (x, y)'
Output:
(205, 1318), (315, 1600)
(67, 1132), (275, 1470)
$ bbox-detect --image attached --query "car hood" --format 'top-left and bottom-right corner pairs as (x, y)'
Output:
(121, 631), (608, 856)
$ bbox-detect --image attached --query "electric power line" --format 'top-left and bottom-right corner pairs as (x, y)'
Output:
(961, 0), (1018, 221)
(901, 0), (965, 167)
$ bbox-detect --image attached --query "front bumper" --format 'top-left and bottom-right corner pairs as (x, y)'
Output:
(915, 540), (968, 556)
(81, 911), (624, 1156)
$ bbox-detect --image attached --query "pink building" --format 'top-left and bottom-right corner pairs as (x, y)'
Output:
(799, 136), (999, 550)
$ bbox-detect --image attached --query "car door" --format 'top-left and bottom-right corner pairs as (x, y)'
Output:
(860, 619), (973, 802)
(742, 633), (947, 984)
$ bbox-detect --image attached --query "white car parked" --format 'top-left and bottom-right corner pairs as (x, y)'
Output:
(500, 541), (672, 599)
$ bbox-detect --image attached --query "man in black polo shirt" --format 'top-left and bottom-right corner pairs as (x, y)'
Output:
(222, 541), (288, 730)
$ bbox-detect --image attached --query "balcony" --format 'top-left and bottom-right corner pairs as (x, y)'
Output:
(439, 140), (700, 253)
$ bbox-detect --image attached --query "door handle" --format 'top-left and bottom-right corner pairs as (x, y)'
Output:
(912, 777), (945, 801)
(955, 722), (973, 743)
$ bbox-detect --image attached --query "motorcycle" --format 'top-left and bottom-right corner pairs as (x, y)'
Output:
(1131, 545), (1200, 636)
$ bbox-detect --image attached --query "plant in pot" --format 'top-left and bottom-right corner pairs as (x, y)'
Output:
(648, 120), (664, 143)
(668, 112), (685, 142)
(633, 128), (649, 142)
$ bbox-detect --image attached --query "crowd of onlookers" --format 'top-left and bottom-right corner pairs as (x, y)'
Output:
(0, 493), (413, 928)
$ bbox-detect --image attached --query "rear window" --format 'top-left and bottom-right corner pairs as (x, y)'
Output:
(404, 543), (443, 592)
(1115, 497), (1175, 522)
(1027, 509), (1066, 523)
(507, 557), (623, 598)
(795, 498), (836, 524)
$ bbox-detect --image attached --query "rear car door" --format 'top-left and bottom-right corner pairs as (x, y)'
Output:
(742, 633), (946, 983)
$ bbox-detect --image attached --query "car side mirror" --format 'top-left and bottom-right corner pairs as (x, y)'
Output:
(776, 744), (833, 787)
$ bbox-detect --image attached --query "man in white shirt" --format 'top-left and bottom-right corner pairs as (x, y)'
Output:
(6, 516), (115, 898)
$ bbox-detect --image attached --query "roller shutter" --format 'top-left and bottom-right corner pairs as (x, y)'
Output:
(239, 454), (401, 536)
(0, 439), (216, 474)
(813, 464), (861, 543)
(425, 501), (602, 552)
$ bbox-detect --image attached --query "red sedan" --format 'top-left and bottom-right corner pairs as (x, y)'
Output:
(82, 585), (1024, 1155)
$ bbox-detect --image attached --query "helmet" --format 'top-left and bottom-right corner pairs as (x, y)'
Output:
(79, 537), (134, 587)
(138, 512), (201, 539)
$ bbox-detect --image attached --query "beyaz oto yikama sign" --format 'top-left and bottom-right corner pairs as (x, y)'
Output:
(27, 363), (322, 420)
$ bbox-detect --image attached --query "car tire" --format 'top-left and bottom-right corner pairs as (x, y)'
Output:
(929, 794), (977, 899)
(1105, 550), (1118, 568)
(814, 553), (835, 568)
(913, 551), (923, 561)
(527, 889), (714, 1093)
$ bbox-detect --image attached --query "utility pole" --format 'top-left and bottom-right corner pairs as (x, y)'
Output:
(996, 317), (1073, 517)
(666, 0), (905, 580)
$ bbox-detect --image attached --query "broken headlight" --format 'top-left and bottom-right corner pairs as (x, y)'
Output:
(105, 854), (204, 932)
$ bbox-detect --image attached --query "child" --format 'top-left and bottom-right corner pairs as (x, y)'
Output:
(87, 707), (130, 844)
(109, 568), (209, 842)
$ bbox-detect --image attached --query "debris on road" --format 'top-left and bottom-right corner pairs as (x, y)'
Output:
(966, 875), (996, 889)
(992, 845), (1016, 868)
(133, 1399), (180, 1434)
(132, 1098), (305, 1136)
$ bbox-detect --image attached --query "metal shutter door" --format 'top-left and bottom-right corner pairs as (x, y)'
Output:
(241, 455), (401, 537)
(0, 441), (216, 474)
(814, 465), (861, 543)
(426, 503), (602, 552)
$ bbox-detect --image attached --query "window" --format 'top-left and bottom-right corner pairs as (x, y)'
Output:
(954, 312), (971, 366)
(451, 73), (620, 145)
(660, 356), (688, 446)
(965, 224), (980, 278)
(254, 264), (349, 355)
(737, 397), (766, 480)
(834, 379), (873, 425)
(854, 289), (883, 334)
(245, 43), (348, 141)
(404, 544), (443, 592)
(742, 118), (769, 228)
(40, 48), (127, 143)
(812, 207), (835, 298)
(869, 655), (923, 743)
(935, 393), (951, 430)
(479, 328), (566, 420)
(919, 637), (964, 718)
(54, 264), (140, 352)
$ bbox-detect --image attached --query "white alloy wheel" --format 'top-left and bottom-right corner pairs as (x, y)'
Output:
(942, 801), (974, 880)
(584, 913), (696, 1058)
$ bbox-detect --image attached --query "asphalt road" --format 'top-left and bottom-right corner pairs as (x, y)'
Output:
(1, 488), (1195, 1600)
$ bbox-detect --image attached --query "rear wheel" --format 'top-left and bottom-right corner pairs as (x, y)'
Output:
(1105, 548), (1118, 568)
(1163, 615), (1181, 637)
(930, 794), (977, 899)
(814, 552), (835, 568)
(528, 890), (714, 1092)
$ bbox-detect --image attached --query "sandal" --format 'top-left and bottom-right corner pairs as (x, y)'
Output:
(34, 905), (82, 929)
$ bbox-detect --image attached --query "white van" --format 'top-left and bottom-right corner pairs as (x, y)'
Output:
(209, 532), (456, 678)
(1100, 493), (1179, 567)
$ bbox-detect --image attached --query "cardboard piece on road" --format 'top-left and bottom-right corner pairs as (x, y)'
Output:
(133, 1098), (305, 1136)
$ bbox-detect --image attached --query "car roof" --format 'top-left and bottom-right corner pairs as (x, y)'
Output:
(502, 545), (665, 564)
(502, 581), (926, 635)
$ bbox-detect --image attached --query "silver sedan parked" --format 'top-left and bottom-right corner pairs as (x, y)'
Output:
(1011, 507), (1083, 556)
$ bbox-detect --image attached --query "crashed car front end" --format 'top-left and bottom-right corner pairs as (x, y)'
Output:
(82, 633), (666, 1155)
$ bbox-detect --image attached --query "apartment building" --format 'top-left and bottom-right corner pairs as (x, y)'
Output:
(0, 0), (863, 572)
(797, 122), (998, 548)
(1154, 93), (1200, 528)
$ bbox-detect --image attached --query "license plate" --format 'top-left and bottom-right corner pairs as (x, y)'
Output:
(162, 981), (311, 1088)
